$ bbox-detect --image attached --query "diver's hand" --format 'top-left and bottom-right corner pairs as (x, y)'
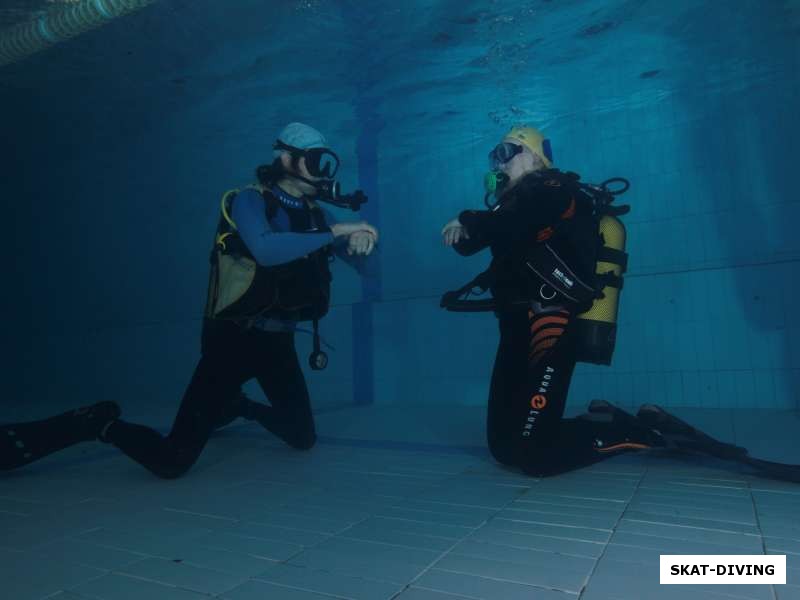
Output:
(347, 230), (376, 256)
(442, 217), (469, 247)
(331, 221), (379, 241)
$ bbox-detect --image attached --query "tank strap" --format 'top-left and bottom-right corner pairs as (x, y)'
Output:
(598, 271), (624, 290)
(597, 247), (628, 270)
(604, 204), (630, 217)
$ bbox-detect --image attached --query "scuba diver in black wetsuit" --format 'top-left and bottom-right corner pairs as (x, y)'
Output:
(1, 122), (378, 479)
(441, 126), (800, 482)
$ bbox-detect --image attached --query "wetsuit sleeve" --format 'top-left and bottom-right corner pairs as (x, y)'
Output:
(322, 207), (380, 277)
(457, 184), (572, 248)
(453, 231), (492, 256)
(232, 188), (334, 267)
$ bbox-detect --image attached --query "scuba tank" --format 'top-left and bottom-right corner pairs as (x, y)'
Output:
(572, 179), (629, 365)
(440, 174), (630, 366)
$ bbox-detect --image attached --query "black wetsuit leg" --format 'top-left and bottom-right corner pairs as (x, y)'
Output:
(487, 308), (654, 477)
(104, 320), (251, 479)
(2, 320), (317, 478)
(249, 333), (316, 450)
(487, 312), (529, 466)
(106, 319), (315, 478)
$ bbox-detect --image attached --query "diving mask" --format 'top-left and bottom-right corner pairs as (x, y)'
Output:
(488, 141), (525, 170)
(274, 140), (340, 179)
(273, 140), (366, 211)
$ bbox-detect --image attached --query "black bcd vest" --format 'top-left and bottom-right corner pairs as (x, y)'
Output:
(205, 187), (333, 323)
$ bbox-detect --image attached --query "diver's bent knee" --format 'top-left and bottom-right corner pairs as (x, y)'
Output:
(153, 466), (189, 480)
(150, 459), (195, 479)
(150, 446), (203, 479)
(488, 440), (516, 467)
(287, 432), (316, 451)
(522, 465), (554, 478)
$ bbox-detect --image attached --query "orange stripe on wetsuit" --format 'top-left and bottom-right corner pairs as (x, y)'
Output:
(530, 339), (559, 363)
(525, 195), (575, 363)
(529, 315), (568, 334)
(527, 310), (570, 365)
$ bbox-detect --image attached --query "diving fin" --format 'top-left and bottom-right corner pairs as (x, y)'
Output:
(589, 400), (800, 483)
(1, 401), (120, 471)
(585, 399), (667, 450)
(586, 399), (640, 427)
(741, 457), (800, 484)
(636, 404), (749, 461)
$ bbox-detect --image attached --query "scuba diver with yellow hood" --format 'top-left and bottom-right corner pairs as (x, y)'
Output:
(441, 126), (800, 482)
(1, 122), (378, 478)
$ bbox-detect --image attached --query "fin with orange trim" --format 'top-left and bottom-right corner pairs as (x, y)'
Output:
(585, 399), (667, 452)
(636, 404), (749, 460)
(636, 404), (800, 483)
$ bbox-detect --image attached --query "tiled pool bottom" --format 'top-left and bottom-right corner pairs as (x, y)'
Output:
(0, 405), (798, 600)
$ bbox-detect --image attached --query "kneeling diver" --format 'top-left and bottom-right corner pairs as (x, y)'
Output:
(1, 122), (379, 479)
(441, 126), (800, 482)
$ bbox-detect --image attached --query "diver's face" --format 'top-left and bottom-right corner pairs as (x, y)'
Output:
(501, 140), (548, 187)
(500, 141), (536, 182)
(296, 155), (321, 182)
(281, 153), (320, 195)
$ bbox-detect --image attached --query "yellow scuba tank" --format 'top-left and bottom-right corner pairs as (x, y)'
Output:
(573, 210), (628, 365)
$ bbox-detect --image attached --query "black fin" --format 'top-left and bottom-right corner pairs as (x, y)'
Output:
(586, 399), (666, 449)
(636, 404), (748, 460)
(1, 401), (120, 471)
(742, 457), (800, 483)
